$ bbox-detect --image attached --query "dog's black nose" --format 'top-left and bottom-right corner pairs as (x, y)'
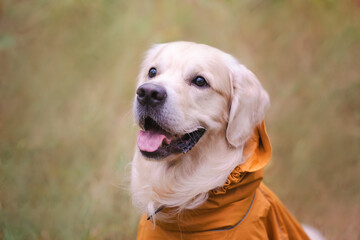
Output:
(136, 83), (167, 107)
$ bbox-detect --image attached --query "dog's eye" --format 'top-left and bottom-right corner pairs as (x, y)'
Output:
(192, 76), (208, 87)
(148, 68), (157, 78)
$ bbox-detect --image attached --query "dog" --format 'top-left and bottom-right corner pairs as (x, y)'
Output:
(131, 41), (319, 239)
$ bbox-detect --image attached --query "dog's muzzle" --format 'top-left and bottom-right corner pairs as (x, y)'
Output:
(135, 83), (205, 160)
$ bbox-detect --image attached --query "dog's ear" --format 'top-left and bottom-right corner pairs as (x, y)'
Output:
(226, 63), (270, 148)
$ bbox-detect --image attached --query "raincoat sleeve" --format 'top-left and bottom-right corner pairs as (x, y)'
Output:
(259, 183), (310, 240)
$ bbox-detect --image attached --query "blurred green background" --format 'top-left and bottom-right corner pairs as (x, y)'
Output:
(1, 0), (359, 239)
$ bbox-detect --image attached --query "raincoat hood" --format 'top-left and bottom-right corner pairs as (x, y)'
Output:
(136, 121), (310, 240)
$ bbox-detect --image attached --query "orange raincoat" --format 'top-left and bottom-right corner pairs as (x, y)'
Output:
(136, 122), (310, 240)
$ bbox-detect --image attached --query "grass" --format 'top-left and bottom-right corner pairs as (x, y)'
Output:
(1, 0), (359, 239)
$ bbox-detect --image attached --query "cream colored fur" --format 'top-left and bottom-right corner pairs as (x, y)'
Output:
(131, 41), (270, 221)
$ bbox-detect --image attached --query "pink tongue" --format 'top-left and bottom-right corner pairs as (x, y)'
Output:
(137, 130), (172, 152)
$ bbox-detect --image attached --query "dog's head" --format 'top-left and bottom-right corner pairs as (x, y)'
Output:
(133, 41), (270, 161)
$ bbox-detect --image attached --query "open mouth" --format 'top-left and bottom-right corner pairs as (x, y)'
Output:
(137, 117), (205, 159)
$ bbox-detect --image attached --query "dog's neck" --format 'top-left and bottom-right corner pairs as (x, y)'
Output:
(131, 137), (244, 220)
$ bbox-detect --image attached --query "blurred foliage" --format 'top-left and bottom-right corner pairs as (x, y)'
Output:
(0, 0), (359, 239)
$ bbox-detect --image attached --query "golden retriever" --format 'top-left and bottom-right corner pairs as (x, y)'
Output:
(131, 41), (324, 240)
